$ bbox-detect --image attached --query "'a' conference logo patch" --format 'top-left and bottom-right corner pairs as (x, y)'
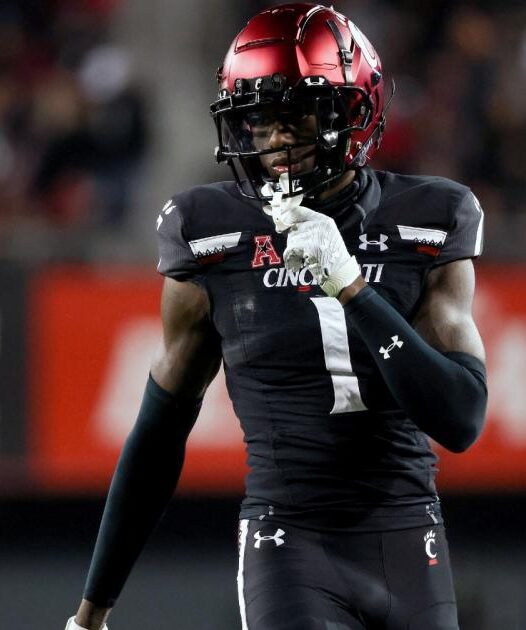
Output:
(251, 235), (282, 268)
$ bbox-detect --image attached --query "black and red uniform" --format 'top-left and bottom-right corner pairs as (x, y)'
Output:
(156, 167), (484, 629)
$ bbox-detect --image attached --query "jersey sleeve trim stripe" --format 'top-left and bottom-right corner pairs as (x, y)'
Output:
(397, 225), (448, 245)
(189, 232), (242, 257)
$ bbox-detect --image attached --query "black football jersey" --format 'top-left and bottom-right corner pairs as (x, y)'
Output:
(156, 168), (484, 531)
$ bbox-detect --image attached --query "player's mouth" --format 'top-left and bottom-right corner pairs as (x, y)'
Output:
(272, 163), (303, 175)
(270, 150), (315, 175)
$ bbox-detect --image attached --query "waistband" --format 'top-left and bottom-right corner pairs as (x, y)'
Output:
(239, 499), (443, 533)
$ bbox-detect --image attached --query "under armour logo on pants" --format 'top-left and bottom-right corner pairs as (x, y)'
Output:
(254, 528), (285, 548)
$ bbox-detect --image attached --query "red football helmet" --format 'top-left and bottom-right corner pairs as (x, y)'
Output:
(210, 3), (393, 199)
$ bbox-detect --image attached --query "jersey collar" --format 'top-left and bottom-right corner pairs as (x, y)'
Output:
(304, 167), (382, 234)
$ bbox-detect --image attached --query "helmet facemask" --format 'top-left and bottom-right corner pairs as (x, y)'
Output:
(211, 78), (374, 200)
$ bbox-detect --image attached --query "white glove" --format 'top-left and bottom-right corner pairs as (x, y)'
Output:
(262, 176), (306, 233)
(65, 616), (108, 630)
(263, 174), (361, 297)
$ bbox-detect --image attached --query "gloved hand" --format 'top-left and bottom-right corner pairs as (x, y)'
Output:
(65, 617), (108, 630)
(264, 174), (361, 297)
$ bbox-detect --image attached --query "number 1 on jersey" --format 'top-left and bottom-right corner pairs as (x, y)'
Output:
(311, 297), (367, 414)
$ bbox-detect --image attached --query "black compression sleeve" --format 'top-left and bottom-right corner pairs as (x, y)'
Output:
(83, 375), (201, 607)
(344, 286), (487, 453)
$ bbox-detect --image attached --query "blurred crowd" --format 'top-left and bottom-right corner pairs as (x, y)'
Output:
(0, 0), (147, 262)
(353, 0), (526, 259)
(0, 0), (525, 262)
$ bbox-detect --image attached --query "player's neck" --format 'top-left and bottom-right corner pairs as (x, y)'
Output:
(316, 169), (356, 202)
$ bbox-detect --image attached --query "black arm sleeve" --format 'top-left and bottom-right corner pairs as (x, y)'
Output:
(344, 286), (487, 453)
(83, 375), (202, 607)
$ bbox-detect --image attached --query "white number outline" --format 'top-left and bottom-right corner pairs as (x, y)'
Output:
(311, 297), (367, 414)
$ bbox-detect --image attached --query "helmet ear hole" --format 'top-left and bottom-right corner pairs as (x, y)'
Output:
(371, 71), (382, 86)
(343, 89), (373, 130)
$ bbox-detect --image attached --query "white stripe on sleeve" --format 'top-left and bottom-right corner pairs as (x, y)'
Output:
(237, 519), (250, 630)
(472, 193), (484, 256)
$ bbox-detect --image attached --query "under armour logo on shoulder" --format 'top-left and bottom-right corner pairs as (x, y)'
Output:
(379, 335), (403, 359)
(359, 233), (389, 251)
(254, 528), (285, 549)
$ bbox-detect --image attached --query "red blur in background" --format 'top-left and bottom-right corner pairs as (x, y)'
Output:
(26, 264), (526, 495)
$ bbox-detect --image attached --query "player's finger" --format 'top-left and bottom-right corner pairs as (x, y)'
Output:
(283, 247), (305, 272)
(306, 260), (326, 283)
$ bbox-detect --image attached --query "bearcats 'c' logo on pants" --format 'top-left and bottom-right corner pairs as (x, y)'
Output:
(252, 235), (282, 268)
(424, 530), (439, 565)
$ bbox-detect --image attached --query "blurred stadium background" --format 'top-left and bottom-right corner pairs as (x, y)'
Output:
(0, 0), (525, 628)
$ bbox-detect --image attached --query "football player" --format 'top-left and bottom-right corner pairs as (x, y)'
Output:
(65, 4), (487, 629)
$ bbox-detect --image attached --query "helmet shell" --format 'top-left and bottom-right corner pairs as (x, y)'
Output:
(218, 3), (386, 165)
